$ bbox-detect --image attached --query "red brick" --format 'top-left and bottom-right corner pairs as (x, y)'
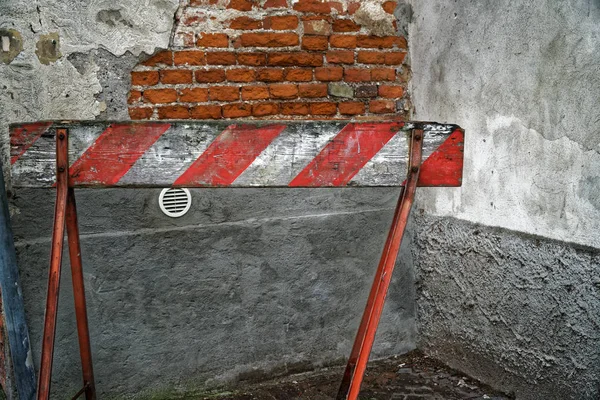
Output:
(190, 105), (222, 119)
(333, 19), (361, 32)
(339, 101), (365, 115)
(128, 90), (142, 104)
(384, 52), (406, 64)
(344, 68), (370, 82)
(379, 85), (404, 98)
(144, 89), (177, 104)
(262, 0), (287, 7)
(209, 86), (240, 101)
(230, 16), (262, 30)
(131, 71), (159, 86)
(302, 16), (331, 35)
(252, 102), (280, 117)
(293, 0), (343, 14)
(238, 53), (267, 66)
(315, 67), (343, 81)
(264, 15), (299, 30)
(257, 68), (285, 82)
(382, 1), (396, 13)
(357, 51), (384, 64)
(310, 102), (337, 115)
(197, 33), (229, 48)
(179, 88), (209, 102)
(240, 33), (299, 47)
(371, 67), (396, 81)
(357, 35), (403, 49)
(227, 0), (255, 11)
(302, 36), (328, 51)
(160, 70), (193, 84)
(268, 52), (323, 67)
(174, 51), (205, 65)
(242, 86), (270, 100)
(195, 69), (226, 83)
(299, 83), (327, 98)
(223, 103), (252, 118)
(326, 50), (354, 64)
(158, 105), (190, 119)
(269, 83), (298, 99)
(369, 100), (395, 113)
(330, 35), (357, 48)
(281, 102), (309, 115)
(285, 68), (313, 81)
(226, 68), (256, 82)
(206, 52), (237, 65)
(348, 1), (360, 14)
(128, 107), (153, 119)
(358, 51), (406, 65)
(142, 50), (172, 66)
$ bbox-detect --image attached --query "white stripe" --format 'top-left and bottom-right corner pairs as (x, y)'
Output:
(119, 123), (225, 186)
(233, 122), (346, 186)
(350, 128), (454, 186)
(350, 130), (410, 186)
(12, 125), (104, 187)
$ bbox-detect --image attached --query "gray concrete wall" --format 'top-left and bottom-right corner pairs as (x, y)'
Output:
(12, 188), (416, 398)
(409, 1), (600, 399)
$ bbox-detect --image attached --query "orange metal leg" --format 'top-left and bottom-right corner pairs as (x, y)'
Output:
(66, 188), (96, 400)
(37, 129), (69, 400)
(337, 129), (423, 400)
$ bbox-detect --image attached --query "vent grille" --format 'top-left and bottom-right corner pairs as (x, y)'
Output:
(159, 188), (192, 218)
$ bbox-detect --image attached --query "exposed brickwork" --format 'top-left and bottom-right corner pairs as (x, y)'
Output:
(129, 0), (410, 120)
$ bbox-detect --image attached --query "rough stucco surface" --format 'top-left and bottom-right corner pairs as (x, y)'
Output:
(12, 188), (416, 397)
(414, 215), (600, 399)
(409, 0), (600, 249)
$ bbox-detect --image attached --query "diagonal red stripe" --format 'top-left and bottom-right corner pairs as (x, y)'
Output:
(69, 122), (170, 186)
(10, 122), (53, 164)
(174, 124), (287, 186)
(289, 122), (402, 187)
(418, 129), (464, 187)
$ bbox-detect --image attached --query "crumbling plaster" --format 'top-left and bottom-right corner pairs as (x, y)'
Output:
(0, 0), (180, 181)
(409, 0), (600, 249)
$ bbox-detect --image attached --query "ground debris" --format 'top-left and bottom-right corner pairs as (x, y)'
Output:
(184, 350), (511, 400)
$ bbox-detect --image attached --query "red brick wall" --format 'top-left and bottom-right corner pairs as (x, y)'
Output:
(128, 0), (410, 120)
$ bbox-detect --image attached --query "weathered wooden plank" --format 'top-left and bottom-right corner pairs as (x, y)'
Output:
(9, 121), (463, 188)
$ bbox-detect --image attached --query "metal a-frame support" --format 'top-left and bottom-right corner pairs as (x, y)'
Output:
(337, 129), (423, 400)
(37, 128), (96, 400)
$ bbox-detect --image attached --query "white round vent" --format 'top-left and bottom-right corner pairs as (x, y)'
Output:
(159, 188), (192, 218)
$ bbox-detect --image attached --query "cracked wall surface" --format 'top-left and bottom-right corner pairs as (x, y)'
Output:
(0, 0), (180, 183)
(409, 1), (600, 398)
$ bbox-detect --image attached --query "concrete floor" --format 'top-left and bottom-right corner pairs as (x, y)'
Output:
(182, 350), (511, 400)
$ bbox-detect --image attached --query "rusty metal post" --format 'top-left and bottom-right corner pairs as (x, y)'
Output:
(66, 187), (96, 400)
(37, 128), (69, 400)
(337, 129), (423, 400)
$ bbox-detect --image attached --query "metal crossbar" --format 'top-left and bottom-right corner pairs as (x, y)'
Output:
(9, 120), (464, 400)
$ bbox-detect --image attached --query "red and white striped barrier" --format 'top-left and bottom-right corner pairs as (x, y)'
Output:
(10, 121), (463, 188)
